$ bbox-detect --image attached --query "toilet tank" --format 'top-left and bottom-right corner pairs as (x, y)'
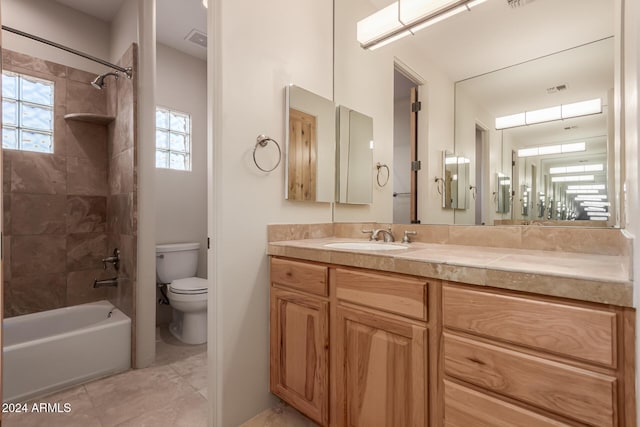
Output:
(156, 242), (200, 283)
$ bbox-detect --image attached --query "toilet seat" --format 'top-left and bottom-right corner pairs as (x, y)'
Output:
(169, 277), (208, 295)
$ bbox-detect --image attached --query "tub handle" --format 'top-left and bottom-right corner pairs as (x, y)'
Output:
(156, 254), (164, 259)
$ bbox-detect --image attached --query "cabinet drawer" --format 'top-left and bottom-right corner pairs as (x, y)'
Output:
(271, 258), (328, 296)
(444, 380), (568, 427)
(444, 333), (616, 427)
(335, 268), (427, 321)
(443, 284), (616, 367)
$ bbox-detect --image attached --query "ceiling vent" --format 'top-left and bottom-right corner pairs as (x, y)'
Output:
(185, 29), (207, 48)
(547, 84), (568, 94)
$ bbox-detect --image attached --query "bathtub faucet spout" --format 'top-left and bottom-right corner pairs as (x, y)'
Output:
(94, 277), (118, 288)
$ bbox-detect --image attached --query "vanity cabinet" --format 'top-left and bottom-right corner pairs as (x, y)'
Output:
(269, 257), (635, 426)
(442, 282), (635, 427)
(270, 259), (329, 426)
(334, 268), (429, 427)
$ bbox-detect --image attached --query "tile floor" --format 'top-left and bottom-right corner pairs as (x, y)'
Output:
(3, 324), (319, 427)
(3, 326), (207, 427)
(240, 402), (318, 427)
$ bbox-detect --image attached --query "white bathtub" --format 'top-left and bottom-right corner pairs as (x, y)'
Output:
(2, 300), (131, 403)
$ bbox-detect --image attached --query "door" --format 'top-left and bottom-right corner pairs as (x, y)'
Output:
(270, 288), (329, 426)
(288, 108), (317, 201)
(335, 306), (427, 427)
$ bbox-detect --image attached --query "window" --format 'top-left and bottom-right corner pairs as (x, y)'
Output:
(155, 107), (191, 170)
(2, 71), (55, 153)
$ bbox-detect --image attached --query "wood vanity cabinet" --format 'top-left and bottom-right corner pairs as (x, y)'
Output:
(442, 282), (636, 427)
(270, 258), (433, 427)
(270, 258), (329, 426)
(333, 268), (430, 427)
(270, 257), (635, 426)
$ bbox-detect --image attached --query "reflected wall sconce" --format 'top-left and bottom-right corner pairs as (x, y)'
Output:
(357, 0), (488, 50)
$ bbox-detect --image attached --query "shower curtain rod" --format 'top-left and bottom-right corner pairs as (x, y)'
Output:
(1, 25), (132, 78)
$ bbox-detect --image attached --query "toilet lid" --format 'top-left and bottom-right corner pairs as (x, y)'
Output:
(170, 277), (208, 294)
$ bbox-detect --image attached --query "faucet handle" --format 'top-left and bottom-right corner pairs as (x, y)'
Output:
(361, 229), (375, 241)
(402, 230), (418, 243)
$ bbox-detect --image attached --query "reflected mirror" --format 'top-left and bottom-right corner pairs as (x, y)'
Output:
(455, 37), (614, 225)
(496, 173), (511, 214)
(285, 85), (335, 202)
(336, 105), (373, 204)
(442, 151), (469, 210)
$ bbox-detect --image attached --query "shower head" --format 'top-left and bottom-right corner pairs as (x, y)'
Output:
(91, 71), (119, 90)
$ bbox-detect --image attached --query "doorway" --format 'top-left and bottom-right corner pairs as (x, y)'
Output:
(475, 124), (488, 225)
(393, 67), (421, 224)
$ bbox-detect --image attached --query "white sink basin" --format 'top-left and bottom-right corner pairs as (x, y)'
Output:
(323, 242), (407, 251)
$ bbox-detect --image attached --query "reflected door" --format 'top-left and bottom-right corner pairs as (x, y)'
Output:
(288, 108), (317, 201)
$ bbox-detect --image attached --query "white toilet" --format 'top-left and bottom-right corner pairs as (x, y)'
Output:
(156, 242), (208, 345)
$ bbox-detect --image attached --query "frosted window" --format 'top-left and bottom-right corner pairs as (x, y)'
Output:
(1, 71), (54, 153)
(155, 106), (191, 171)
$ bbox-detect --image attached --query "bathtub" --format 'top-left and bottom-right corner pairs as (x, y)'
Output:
(2, 300), (131, 403)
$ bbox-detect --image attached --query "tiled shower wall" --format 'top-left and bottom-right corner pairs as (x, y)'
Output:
(2, 48), (136, 319)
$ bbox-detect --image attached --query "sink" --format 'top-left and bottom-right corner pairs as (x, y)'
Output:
(323, 242), (407, 251)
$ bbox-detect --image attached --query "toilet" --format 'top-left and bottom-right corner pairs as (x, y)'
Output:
(156, 242), (208, 345)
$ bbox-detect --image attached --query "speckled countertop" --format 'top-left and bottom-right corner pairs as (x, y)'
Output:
(267, 237), (633, 307)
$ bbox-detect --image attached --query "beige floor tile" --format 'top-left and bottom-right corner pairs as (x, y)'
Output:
(240, 402), (318, 427)
(169, 351), (207, 391)
(3, 385), (102, 427)
(113, 391), (208, 427)
(84, 365), (196, 427)
(154, 324), (207, 367)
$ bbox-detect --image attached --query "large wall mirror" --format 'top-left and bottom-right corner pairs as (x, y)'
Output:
(334, 0), (618, 228)
(285, 85), (336, 202)
(455, 37), (614, 225)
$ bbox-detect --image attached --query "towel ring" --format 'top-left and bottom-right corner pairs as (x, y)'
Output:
(253, 135), (281, 172)
(376, 163), (390, 187)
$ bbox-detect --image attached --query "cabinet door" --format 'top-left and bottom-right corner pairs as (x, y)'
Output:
(335, 307), (427, 427)
(270, 288), (329, 426)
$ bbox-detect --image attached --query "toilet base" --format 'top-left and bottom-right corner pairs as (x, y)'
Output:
(169, 310), (207, 345)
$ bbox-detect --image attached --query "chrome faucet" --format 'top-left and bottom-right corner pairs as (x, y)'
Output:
(102, 248), (120, 271)
(372, 227), (395, 242)
(94, 277), (118, 288)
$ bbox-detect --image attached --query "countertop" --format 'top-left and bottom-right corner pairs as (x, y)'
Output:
(267, 237), (633, 307)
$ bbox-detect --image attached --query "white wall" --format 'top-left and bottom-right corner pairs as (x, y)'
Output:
(210, 0), (334, 424)
(1, 0), (109, 73)
(155, 43), (207, 276)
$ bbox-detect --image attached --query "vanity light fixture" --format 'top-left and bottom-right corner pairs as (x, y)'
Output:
(202, 0), (207, 7)
(551, 174), (594, 183)
(517, 142), (586, 158)
(575, 195), (607, 201)
(495, 98), (602, 130)
(580, 201), (611, 207)
(566, 189), (600, 194)
(357, 0), (488, 50)
(586, 211), (610, 217)
(549, 164), (603, 174)
(567, 184), (606, 190)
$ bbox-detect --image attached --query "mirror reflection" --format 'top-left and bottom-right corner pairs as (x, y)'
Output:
(442, 151), (469, 210)
(285, 85), (335, 202)
(455, 37), (613, 225)
(336, 105), (373, 204)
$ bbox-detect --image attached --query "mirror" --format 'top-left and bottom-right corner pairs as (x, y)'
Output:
(455, 37), (614, 225)
(285, 85), (335, 202)
(495, 173), (511, 214)
(334, 0), (618, 227)
(336, 105), (373, 204)
(442, 151), (468, 210)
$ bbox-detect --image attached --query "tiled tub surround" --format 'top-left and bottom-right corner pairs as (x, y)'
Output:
(267, 223), (633, 306)
(2, 48), (137, 322)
